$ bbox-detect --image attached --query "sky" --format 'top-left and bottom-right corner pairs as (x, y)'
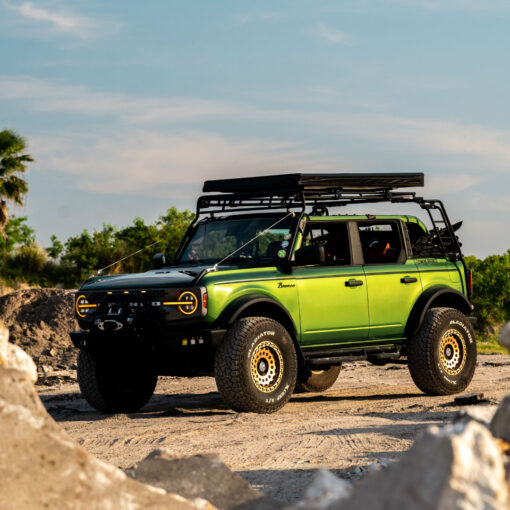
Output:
(1, 0), (509, 258)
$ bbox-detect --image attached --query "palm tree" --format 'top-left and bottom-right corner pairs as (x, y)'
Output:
(0, 130), (34, 237)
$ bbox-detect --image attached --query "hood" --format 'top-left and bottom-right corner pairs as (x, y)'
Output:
(79, 266), (209, 291)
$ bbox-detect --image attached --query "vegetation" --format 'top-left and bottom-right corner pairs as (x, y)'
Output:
(0, 207), (194, 287)
(0, 129), (32, 206)
(0, 128), (507, 353)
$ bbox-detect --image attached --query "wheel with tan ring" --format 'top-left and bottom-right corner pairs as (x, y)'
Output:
(408, 307), (477, 395)
(214, 317), (297, 413)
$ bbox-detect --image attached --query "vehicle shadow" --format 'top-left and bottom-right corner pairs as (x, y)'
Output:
(43, 388), (459, 423)
(43, 390), (234, 423)
(290, 392), (424, 403)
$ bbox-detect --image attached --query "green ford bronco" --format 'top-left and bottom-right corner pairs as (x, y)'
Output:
(71, 173), (476, 414)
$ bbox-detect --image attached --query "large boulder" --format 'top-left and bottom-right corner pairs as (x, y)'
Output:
(129, 449), (279, 510)
(0, 322), (215, 510)
(499, 322), (510, 352)
(0, 322), (37, 383)
(491, 395), (510, 443)
(325, 421), (508, 510)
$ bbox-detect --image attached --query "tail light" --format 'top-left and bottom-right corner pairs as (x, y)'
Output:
(466, 269), (473, 298)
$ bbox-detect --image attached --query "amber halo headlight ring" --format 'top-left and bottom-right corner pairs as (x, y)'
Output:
(75, 294), (98, 318)
(177, 291), (198, 315)
(162, 291), (199, 316)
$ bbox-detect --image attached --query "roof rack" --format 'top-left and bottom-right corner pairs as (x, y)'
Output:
(202, 172), (424, 194)
(198, 173), (424, 215)
(195, 172), (463, 261)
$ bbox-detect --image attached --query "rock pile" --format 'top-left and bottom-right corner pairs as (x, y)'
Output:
(0, 288), (77, 383)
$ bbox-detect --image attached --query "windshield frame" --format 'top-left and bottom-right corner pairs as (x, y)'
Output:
(171, 212), (301, 268)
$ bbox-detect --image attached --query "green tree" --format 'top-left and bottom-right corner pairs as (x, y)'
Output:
(59, 207), (194, 279)
(465, 250), (510, 326)
(0, 129), (34, 238)
(0, 215), (35, 257)
(0, 129), (33, 205)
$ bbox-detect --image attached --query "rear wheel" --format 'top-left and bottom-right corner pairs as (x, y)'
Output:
(295, 365), (341, 393)
(408, 307), (476, 395)
(77, 350), (158, 413)
(214, 317), (297, 413)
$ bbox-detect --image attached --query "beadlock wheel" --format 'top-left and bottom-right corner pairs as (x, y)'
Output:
(250, 341), (284, 393)
(408, 307), (476, 396)
(439, 329), (467, 376)
(214, 317), (297, 413)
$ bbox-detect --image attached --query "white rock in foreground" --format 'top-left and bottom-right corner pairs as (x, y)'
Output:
(0, 326), (214, 510)
(0, 322), (37, 383)
(491, 394), (510, 444)
(327, 421), (508, 510)
(291, 468), (352, 509)
(499, 322), (510, 352)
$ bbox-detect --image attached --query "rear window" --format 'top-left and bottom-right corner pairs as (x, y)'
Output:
(357, 222), (401, 264)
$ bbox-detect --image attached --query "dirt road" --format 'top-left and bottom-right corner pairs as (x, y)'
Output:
(39, 355), (510, 505)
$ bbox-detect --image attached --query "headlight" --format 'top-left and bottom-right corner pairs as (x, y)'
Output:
(75, 294), (97, 318)
(163, 291), (198, 315)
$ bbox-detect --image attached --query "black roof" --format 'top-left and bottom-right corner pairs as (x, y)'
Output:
(203, 173), (424, 194)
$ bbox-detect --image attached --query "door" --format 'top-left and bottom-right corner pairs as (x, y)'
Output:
(295, 221), (369, 348)
(356, 220), (423, 339)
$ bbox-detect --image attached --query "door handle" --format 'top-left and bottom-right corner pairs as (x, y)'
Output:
(401, 276), (418, 284)
(345, 279), (363, 287)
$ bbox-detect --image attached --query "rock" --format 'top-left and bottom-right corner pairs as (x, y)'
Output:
(0, 345), (214, 510)
(499, 322), (510, 352)
(290, 468), (352, 509)
(0, 322), (37, 383)
(129, 449), (279, 510)
(453, 405), (499, 427)
(328, 421), (508, 510)
(491, 394), (510, 443)
(454, 392), (486, 405)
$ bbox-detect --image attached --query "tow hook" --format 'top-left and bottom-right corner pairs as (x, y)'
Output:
(96, 319), (123, 331)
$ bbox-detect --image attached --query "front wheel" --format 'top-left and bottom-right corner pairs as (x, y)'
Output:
(214, 317), (297, 413)
(77, 350), (158, 413)
(408, 307), (477, 395)
(295, 365), (341, 393)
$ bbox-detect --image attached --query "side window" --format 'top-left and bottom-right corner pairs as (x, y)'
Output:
(302, 223), (351, 265)
(358, 222), (402, 264)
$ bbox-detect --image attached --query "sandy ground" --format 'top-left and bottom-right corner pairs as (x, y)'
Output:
(39, 355), (510, 505)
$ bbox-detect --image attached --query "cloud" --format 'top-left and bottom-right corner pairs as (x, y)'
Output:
(4, 1), (106, 39)
(0, 75), (245, 122)
(317, 22), (346, 44)
(3, 75), (510, 173)
(30, 130), (334, 196)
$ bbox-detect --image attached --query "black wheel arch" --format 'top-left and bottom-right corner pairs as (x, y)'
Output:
(214, 294), (304, 363)
(405, 286), (473, 339)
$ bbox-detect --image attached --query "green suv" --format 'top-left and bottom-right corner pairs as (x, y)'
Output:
(71, 173), (476, 414)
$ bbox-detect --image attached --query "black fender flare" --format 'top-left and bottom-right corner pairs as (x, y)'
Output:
(216, 294), (297, 333)
(405, 286), (473, 338)
(214, 294), (302, 360)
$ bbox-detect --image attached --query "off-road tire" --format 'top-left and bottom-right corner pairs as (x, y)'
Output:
(408, 307), (476, 395)
(295, 365), (341, 393)
(214, 317), (297, 413)
(77, 350), (158, 413)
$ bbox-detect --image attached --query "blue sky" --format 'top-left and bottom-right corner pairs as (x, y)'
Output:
(1, 0), (509, 257)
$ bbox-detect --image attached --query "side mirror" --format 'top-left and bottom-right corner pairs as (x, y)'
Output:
(153, 253), (166, 269)
(294, 245), (325, 266)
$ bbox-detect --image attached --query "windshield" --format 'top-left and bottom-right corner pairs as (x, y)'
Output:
(178, 215), (295, 266)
